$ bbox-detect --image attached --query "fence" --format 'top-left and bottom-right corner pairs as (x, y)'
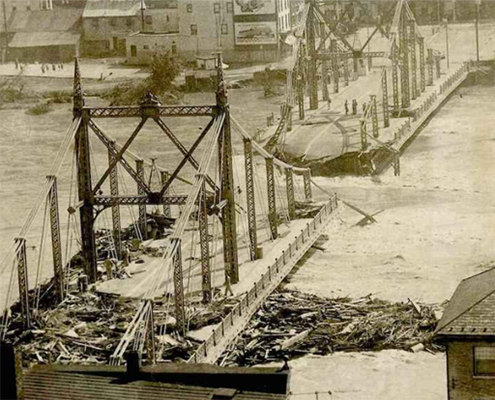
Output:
(188, 194), (339, 364)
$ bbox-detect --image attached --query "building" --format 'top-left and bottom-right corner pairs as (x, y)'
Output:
(177, 0), (235, 63)
(3, 7), (82, 62)
(82, 0), (143, 56)
(435, 267), (495, 400)
(126, 31), (178, 65)
(0, 343), (290, 400)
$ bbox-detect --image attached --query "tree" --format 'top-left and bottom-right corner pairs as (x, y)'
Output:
(148, 52), (181, 94)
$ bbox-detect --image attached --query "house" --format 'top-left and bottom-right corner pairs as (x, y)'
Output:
(0, 343), (290, 400)
(126, 31), (178, 65)
(82, 0), (142, 56)
(435, 267), (495, 400)
(5, 8), (83, 62)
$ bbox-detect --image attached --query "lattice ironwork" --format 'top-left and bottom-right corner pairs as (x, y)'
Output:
(15, 238), (31, 328)
(145, 300), (156, 364)
(307, 7), (319, 110)
(297, 73), (305, 120)
(371, 95), (379, 138)
(409, 21), (418, 100)
(343, 58), (350, 86)
(160, 171), (171, 218)
(427, 48), (434, 86)
(108, 142), (122, 259)
(76, 109), (97, 282)
(303, 170), (312, 201)
(88, 105), (215, 118)
(317, 51), (386, 61)
(285, 168), (295, 220)
(243, 139), (257, 261)
(198, 181), (211, 303)
(381, 69), (390, 128)
(73, 57), (84, 115)
(48, 176), (64, 302)
(266, 157), (278, 239)
(89, 120), (151, 195)
(400, 15), (410, 109)
(173, 240), (185, 337)
(93, 194), (193, 207)
(320, 22), (329, 102)
(392, 41), (400, 113)
(331, 40), (339, 94)
(360, 120), (368, 151)
(136, 160), (147, 240)
(419, 37), (426, 92)
(218, 108), (239, 284)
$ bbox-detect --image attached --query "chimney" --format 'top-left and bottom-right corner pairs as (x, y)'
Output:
(0, 342), (18, 400)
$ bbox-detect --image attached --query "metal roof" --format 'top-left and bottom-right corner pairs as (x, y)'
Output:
(83, 0), (142, 18)
(7, 9), (83, 33)
(23, 367), (288, 400)
(436, 267), (495, 336)
(9, 32), (80, 48)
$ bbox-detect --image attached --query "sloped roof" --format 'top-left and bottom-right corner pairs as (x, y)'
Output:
(83, 0), (141, 18)
(436, 267), (495, 336)
(9, 32), (80, 48)
(7, 9), (83, 33)
(23, 367), (288, 400)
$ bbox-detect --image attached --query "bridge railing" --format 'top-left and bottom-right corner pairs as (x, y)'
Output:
(188, 194), (338, 364)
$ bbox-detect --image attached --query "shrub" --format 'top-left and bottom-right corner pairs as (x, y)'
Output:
(26, 102), (52, 115)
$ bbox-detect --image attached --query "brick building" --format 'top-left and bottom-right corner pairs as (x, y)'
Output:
(435, 267), (495, 400)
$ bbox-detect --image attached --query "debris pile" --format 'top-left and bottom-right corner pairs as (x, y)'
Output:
(220, 290), (442, 367)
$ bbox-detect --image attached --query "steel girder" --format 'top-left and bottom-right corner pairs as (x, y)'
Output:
(93, 194), (196, 207)
(266, 157), (278, 239)
(381, 69), (390, 128)
(303, 170), (312, 201)
(317, 51), (387, 60)
(419, 37), (426, 92)
(108, 142), (122, 259)
(76, 110), (97, 282)
(243, 138), (257, 261)
(136, 159), (147, 240)
(331, 40), (339, 94)
(427, 48), (434, 86)
(218, 107), (239, 284)
(89, 120), (151, 195)
(285, 168), (296, 220)
(160, 171), (171, 218)
(88, 105), (216, 118)
(320, 22), (329, 102)
(48, 176), (64, 302)
(371, 95), (379, 138)
(400, 15), (411, 109)
(392, 42), (400, 113)
(409, 21), (418, 100)
(15, 238), (31, 328)
(198, 181), (211, 303)
(307, 6), (319, 110)
(172, 240), (185, 337)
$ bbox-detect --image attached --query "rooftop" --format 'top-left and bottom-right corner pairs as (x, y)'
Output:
(435, 267), (495, 337)
(83, 0), (141, 18)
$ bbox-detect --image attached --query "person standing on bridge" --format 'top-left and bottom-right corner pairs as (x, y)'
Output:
(345, 100), (349, 115)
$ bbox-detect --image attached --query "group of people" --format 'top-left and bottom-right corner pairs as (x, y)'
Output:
(41, 62), (64, 74)
(344, 99), (367, 116)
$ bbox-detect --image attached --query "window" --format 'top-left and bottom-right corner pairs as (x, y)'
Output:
(130, 45), (137, 57)
(226, 2), (233, 13)
(221, 24), (228, 35)
(145, 15), (152, 25)
(126, 18), (134, 27)
(12, 6), (17, 11)
(110, 18), (117, 26)
(172, 42), (177, 55)
(91, 18), (99, 28)
(187, 4), (193, 13)
(214, 3), (220, 13)
(190, 24), (197, 36)
(166, 14), (170, 22)
(26, 4), (31, 11)
(474, 347), (495, 377)
(143, 45), (149, 50)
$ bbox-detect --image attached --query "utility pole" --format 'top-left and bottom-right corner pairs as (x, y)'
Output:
(475, 0), (481, 63)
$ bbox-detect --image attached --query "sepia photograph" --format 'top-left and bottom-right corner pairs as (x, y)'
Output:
(0, 0), (494, 399)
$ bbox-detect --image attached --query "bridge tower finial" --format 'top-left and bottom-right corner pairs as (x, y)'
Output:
(215, 52), (228, 107)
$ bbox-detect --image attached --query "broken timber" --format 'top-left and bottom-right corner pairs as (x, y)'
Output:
(188, 194), (338, 364)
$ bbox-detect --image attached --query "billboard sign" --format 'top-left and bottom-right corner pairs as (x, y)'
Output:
(233, 0), (276, 16)
(234, 22), (277, 45)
